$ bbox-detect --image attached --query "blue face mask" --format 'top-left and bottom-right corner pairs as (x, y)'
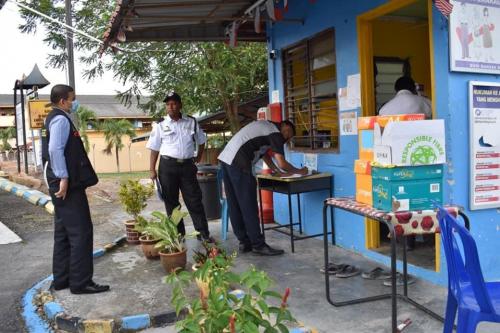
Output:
(71, 99), (80, 113)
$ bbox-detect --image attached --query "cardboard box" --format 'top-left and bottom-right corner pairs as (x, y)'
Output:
(354, 160), (372, 205)
(357, 114), (426, 162)
(372, 165), (443, 211)
(374, 120), (446, 166)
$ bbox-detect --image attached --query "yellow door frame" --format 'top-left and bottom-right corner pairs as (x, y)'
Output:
(357, 0), (440, 272)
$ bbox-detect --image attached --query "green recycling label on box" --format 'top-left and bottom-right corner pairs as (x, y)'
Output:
(372, 164), (444, 212)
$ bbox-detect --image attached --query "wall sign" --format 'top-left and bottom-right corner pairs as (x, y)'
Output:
(469, 81), (500, 210)
(450, 0), (500, 75)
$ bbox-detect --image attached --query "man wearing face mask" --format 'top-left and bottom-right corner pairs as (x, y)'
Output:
(41, 84), (108, 294)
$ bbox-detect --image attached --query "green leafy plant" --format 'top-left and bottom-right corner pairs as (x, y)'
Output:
(118, 180), (154, 221)
(101, 119), (136, 172)
(192, 241), (231, 267)
(144, 208), (198, 254)
(165, 253), (296, 333)
(0, 127), (16, 151)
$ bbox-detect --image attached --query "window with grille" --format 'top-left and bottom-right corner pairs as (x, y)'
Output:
(283, 29), (338, 151)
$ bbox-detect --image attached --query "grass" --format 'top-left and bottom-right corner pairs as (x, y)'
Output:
(97, 171), (150, 180)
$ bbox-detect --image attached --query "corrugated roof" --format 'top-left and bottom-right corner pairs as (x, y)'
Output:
(0, 94), (152, 119)
(101, 0), (267, 53)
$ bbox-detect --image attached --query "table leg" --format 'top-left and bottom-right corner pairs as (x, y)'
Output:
(288, 191), (294, 253)
(329, 179), (335, 246)
(385, 221), (398, 333)
(403, 236), (408, 297)
(258, 183), (265, 240)
(297, 194), (303, 234)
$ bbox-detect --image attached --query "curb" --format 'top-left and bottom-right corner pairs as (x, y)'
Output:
(0, 178), (53, 213)
(22, 235), (183, 333)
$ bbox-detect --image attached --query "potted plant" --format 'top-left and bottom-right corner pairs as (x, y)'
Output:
(118, 180), (154, 244)
(133, 216), (161, 259)
(145, 208), (198, 272)
(165, 251), (297, 333)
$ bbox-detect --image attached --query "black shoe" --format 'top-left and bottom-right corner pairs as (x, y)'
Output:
(197, 234), (216, 243)
(239, 242), (252, 253)
(252, 243), (284, 256)
(71, 281), (110, 294)
(49, 281), (69, 291)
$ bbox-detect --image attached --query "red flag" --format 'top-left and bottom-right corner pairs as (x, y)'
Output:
(434, 0), (453, 18)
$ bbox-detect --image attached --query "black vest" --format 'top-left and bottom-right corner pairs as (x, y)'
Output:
(42, 108), (98, 189)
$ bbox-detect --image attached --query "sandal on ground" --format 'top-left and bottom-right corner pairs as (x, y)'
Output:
(335, 264), (361, 278)
(383, 272), (416, 287)
(361, 267), (391, 280)
(320, 262), (348, 275)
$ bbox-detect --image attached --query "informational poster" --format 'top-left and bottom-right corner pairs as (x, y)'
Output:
(28, 100), (51, 129)
(469, 81), (500, 210)
(339, 111), (357, 136)
(450, 0), (500, 75)
(303, 153), (317, 171)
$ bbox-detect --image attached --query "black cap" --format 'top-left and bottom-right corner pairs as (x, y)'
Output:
(163, 91), (182, 103)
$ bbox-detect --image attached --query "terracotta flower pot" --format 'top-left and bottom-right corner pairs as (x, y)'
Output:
(139, 235), (160, 259)
(124, 220), (140, 244)
(159, 248), (187, 273)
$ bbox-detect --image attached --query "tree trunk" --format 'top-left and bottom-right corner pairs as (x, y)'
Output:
(224, 98), (241, 134)
(115, 145), (120, 172)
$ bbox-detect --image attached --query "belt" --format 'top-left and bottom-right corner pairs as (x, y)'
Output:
(161, 155), (194, 163)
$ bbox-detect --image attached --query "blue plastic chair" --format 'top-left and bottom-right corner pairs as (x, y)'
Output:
(437, 207), (500, 333)
(217, 168), (230, 241)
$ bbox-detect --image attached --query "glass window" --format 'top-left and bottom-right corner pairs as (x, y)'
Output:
(283, 29), (338, 151)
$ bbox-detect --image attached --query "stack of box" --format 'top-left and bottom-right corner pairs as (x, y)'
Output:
(355, 114), (425, 205)
(371, 119), (446, 211)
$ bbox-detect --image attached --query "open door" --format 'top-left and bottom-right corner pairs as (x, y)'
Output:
(357, 0), (440, 271)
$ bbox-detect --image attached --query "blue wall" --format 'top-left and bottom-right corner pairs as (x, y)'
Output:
(267, 0), (500, 284)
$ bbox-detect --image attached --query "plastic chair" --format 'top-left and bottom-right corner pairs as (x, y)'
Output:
(217, 167), (230, 240)
(437, 207), (500, 333)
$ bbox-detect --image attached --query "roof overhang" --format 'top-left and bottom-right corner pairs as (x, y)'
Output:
(102, 0), (268, 52)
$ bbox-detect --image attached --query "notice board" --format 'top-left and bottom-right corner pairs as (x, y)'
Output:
(28, 100), (51, 129)
(469, 81), (500, 210)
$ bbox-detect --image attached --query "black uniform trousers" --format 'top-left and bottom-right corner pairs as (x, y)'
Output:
(158, 157), (210, 237)
(49, 185), (93, 291)
(221, 162), (265, 248)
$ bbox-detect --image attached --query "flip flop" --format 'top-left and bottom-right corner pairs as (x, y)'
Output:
(361, 267), (391, 280)
(320, 262), (348, 275)
(383, 273), (416, 287)
(335, 264), (361, 278)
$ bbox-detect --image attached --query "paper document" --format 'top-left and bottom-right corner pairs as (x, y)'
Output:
(279, 170), (314, 179)
(155, 178), (163, 201)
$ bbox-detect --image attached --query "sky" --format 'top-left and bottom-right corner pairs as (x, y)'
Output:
(0, 1), (126, 95)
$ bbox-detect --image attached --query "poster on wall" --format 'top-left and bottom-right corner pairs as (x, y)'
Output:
(469, 81), (500, 210)
(450, 0), (500, 75)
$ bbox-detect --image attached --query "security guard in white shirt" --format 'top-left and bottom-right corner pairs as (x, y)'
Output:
(147, 92), (214, 242)
(378, 76), (432, 119)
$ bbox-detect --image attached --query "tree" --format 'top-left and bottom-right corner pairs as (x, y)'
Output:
(0, 127), (16, 151)
(75, 105), (97, 153)
(18, 1), (268, 133)
(101, 119), (135, 172)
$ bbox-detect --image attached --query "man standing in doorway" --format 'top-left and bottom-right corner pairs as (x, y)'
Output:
(218, 120), (308, 256)
(42, 84), (109, 294)
(147, 92), (214, 242)
(379, 76), (432, 119)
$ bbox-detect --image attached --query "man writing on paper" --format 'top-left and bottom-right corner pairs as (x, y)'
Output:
(378, 76), (432, 119)
(218, 120), (308, 256)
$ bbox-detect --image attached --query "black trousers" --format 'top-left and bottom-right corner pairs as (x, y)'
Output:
(158, 158), (210, 237)
(221, 162), (265, 248)
(49, 185), (93, 290)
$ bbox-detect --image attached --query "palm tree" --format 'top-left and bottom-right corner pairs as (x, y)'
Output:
(0, 127), (16, 151)
(75, 105), (98, 153)
(101, 119), (136, 172)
